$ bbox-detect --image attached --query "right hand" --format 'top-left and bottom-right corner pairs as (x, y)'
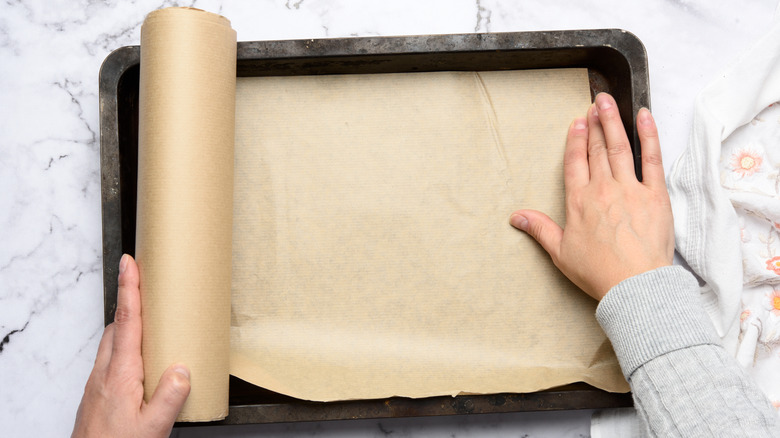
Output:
(509, 93), (674, 300)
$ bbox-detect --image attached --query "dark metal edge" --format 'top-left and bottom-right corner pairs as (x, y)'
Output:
(100, 45), (141, 326)
(605, 29), (650, 180)
(233, 29), (639, 58)
(202, 390), (633, 426)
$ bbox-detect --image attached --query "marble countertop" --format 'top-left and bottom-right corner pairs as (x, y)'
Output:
(2, 0), (778, 436)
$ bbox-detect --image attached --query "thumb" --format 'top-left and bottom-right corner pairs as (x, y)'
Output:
(510, 210), (563, 262)
(144, 364), (191, 433)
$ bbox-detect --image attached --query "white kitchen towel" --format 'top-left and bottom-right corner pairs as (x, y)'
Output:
(666, 6), (780, 410)
(667, 11), (780, 355)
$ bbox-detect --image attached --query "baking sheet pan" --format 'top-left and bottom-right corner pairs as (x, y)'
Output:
(100, 29), (648, 424)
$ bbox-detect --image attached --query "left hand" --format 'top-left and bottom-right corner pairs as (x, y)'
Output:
(72, 254), (190, 438)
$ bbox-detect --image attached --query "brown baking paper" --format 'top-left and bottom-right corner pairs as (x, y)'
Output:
(136, 7), (236, 421)
(136, 7), (628, 422)
(230, 70), (629, 401)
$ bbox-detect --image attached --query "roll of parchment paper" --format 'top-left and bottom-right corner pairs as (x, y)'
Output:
(136, 7), (236, 422)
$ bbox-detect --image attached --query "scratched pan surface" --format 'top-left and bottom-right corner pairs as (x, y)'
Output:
(99, 29), (647, 425)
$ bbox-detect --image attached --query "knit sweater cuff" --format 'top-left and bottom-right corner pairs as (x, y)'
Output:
(595, 265), (721, 380)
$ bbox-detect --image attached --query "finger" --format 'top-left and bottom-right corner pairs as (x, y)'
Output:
(510, 210), (563, 263)
(94, 323), (115, 370)
(595, 93), (636, 182)
(144, 364), (191, 431)
(586, 103), (611, 180)
(111, 254), (143, 369)
(636, 108), (666, 188)
(563, 117), (590, 192)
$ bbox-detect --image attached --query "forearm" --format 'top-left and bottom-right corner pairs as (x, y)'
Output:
(597, 266), (779, 437)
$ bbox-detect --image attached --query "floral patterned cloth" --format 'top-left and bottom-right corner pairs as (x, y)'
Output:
(721, 102), (780, 411)
(668, 12), (780, 414)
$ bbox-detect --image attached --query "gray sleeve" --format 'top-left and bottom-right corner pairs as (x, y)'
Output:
(596, 266), (780, 437)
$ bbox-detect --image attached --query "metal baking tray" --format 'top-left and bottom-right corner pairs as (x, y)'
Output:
(100, 29), (647, 425)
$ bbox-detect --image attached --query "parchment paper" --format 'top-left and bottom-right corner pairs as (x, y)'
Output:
(136, 7), (628, 423)
(230, 69), (628, 400)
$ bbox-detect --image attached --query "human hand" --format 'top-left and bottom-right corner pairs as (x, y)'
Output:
(72, 254), (190, 438)
(510, 93), (674, 300)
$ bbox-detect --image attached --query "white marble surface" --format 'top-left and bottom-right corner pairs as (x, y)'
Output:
(1, 0), (778, 436)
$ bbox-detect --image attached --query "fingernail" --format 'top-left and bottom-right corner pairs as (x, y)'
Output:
(173, 365), (190, 380)
(119, 254), (129, 275)
(510, 214), (529, 231)
(638, 107), (653, 126)
(596, 93), (613, 111)
(590, 104), (598, 118)
(572, 117), (586, 131)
